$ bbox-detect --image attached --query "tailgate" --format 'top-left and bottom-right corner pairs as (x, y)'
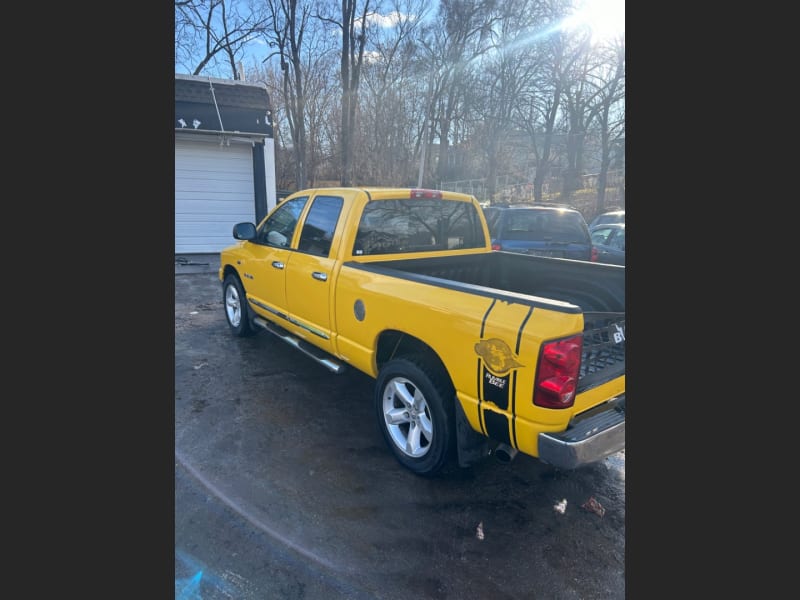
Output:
(578, 311), (625, 392)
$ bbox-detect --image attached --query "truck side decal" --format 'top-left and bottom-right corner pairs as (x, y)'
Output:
(474, 305), (533, 447)
(475, 338), (524, 374)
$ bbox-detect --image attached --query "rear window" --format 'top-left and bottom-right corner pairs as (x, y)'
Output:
(354, 198), (486, 255)
(500, 211), (589, 243)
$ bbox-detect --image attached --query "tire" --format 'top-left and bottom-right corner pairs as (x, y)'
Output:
(374, 355), (456, 477)
(223, 273), (255, 337)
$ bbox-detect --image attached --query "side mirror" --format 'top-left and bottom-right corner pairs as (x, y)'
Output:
(232, 222), (257, 240)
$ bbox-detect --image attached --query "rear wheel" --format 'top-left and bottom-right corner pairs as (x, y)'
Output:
(374, 355), (456, 477)
(223, 274), (255, 337)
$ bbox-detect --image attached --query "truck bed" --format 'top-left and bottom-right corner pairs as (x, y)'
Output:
(346, 251), (625, 391)
(351, 251), (624, 312)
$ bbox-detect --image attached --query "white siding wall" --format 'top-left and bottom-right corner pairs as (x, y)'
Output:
(175, 137), (255, 253)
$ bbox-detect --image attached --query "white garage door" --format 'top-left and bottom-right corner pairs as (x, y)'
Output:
(175, 138), (255, 253)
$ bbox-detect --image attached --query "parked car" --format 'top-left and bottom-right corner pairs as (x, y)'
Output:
(590, 222), (625, 265)
(483, 203), (595, 261)
(588, 209), (625, 229)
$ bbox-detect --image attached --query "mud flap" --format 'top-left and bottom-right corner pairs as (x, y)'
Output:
(455, 399), (490, 467)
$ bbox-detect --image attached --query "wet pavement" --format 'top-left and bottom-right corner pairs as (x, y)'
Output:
(175, 269), (625, 599)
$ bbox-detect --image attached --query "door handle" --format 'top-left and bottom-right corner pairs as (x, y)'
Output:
(272, 261), (285, 269)
(312, 271), (328, 281)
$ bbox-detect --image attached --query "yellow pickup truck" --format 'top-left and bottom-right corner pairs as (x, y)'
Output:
(219, 187), (625, 477)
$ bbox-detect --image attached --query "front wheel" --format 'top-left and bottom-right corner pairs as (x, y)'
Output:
(374, 356), (456, 477)
(222, 274), (255, 337)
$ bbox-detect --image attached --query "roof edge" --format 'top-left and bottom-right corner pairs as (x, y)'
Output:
(175, 72), (267, 90)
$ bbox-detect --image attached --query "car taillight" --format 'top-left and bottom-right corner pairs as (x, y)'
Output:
(591, 246), (599, 262)
(491, 243), (502, 251)
(533, 334), (582, 409)
(410, 189), (442, 199)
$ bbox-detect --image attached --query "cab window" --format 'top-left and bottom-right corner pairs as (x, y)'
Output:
(297, 195), (343, 258)
(256, 196), (308, 247)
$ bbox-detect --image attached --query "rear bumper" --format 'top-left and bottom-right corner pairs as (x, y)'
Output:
(537, 395), (625, 469)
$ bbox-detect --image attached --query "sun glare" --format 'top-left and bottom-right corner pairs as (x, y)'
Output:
(564, 0), (625, 43)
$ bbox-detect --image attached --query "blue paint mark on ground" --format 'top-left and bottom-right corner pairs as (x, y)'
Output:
(176, 549), (241, 598)
(175, 570), (203, 600)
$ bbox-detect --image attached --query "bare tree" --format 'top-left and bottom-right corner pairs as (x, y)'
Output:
(510, 0), (585, 203)
(174, 0), (624, 205)
(341, 0), (373, 186)
(315, 1), (377, 185)
(358, 0), (431, 184)
(469, 0), (548, 200)
(559, 30), (625, 209)
(175, 0), (269, 79)
(419, 0), (499, 187)
(590, 36), (625, 214)
(262, 0), (312, 188)
(559, 28), (595, 201)
(514, 39), (562, 202)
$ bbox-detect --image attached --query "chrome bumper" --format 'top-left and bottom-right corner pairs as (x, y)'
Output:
(537, 395), (625, 469)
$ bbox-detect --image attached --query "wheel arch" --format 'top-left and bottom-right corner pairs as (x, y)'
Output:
(221, 266), (256, 337)
(376, 330), (449, 382)
(221, 263), (244, 286)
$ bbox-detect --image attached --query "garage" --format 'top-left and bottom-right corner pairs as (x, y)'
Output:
(174, 74), (276, 255)
(175, 137), (256, 253)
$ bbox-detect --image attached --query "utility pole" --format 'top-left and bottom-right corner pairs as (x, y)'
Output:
(417, 74), (435, 188)
(417, 142), (426, 188)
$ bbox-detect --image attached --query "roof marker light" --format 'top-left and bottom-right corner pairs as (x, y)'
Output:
(410, 189), (442, 199)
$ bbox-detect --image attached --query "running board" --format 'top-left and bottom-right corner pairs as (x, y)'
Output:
(252, 316), (347, 374)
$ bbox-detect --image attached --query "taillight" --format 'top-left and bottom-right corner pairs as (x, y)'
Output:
(491, 243), (502, 251)
(533, 334), (582, 409)
(591, 246), (599, 262)
(410, 189), (442, 199)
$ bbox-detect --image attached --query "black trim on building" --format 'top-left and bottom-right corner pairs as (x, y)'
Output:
(253, 142), (267, 224)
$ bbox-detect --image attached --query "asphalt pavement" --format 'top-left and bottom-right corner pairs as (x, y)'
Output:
(175, 266), (625, 599)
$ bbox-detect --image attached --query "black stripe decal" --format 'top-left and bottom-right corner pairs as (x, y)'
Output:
(484, 410), (510, 445)
(476, 358), (486, 434)
(510, 307), (532, 448)
(480, 298), (496, 338)
(511, 371), (518, 447)
(516, 306), (533, 354)
(476, 299), (496, 435)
